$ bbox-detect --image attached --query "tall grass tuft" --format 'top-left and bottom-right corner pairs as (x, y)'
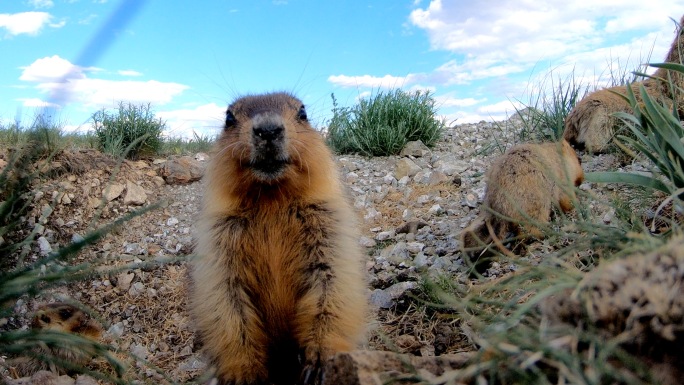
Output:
(161, 131), (215, 156)
(92, 102), (165, 159)
(326, 89), (444, 156)
(514, 70), (589, 143)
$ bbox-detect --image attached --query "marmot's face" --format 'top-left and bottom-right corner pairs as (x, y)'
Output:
(32, 303), (86, 333)
(219, 92), (312, 183)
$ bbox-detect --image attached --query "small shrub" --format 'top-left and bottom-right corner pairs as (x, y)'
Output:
(327, 89), (444, 156)
(92, 102), (165, 159)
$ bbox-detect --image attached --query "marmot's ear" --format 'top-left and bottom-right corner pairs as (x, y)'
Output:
(225, 110), (237, 130)
(297, 105), (307, 121)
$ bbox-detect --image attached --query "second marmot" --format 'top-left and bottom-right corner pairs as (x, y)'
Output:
(461, 139), (584, 256)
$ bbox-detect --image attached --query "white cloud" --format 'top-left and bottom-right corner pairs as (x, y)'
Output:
(476, 100), (524, 115)
(157, 103), (226, 138)
(20, 55), (91, 82)
(328, 74), (418, 88)
(20, 56), (189, 108)
(435, 95), (486, 108)
(408, 1), (684, 87)
(28, 0), (54, 8)
(118, 69), (143, 77)
(17, 98), (59, 108)
(0, 12), (61, 36)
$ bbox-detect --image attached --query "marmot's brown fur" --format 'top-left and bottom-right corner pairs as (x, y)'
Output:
(563, 15), (684, 153)
(7, 302), (103, 376)
(190, 92), (368, 385)
(461, 140), (584, 256)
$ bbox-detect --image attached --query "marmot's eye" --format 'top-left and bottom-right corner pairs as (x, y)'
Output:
(58, 308), (74, 320)
(225, 110), (237, 130)
(297, 105), (307, 121)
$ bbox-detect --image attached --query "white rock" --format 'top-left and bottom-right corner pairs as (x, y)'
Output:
(395, 158), (422, 179)
(124, 181), (147, 205)
(103, 183), (125, 202)
(406, 242), (425, 254)
(37, 236), (52, 256)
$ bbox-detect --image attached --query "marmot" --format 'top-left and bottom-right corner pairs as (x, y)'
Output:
(190, 92), (368, 385)
(7, 302), (103, 376)
(563, 15), (684, 153)
(461, 140), (584, 258)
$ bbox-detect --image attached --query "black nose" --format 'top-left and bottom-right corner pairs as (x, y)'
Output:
(253, 123), (284, 142)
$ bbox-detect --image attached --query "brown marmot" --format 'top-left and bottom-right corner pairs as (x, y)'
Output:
(7, 302), (103, 376)
(461, 140), (584, 257)
(563, 15), (684, 153)
(190, 92), (368, 385)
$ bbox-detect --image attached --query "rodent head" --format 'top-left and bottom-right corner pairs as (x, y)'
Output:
(218, 92), (311, 183)
(561, 139), (584, 186)
(31, 303), (101, 339)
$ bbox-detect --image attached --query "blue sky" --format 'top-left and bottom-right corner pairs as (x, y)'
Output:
(2, 0), (684, 138)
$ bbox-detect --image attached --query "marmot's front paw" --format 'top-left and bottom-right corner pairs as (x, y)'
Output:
(300, 346), (332, 385)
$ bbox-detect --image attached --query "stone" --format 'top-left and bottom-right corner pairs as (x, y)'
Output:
(395, 158), (421, 179)
(102, 183), (125, 202)
(463, 193), (478, 208)
(346, 172), (359, 183)
(74, 375), (99, 385)
(116, 272), (135, 291)
(400, 140), (431, 157)
(434, 158), (469, 176)
(5, 370), (76, 385)
(37, 236), (52, 256)
(359, 236), (377, 248)
(107, 322), (125, 338)
(369, 281), (417, 309)
(124, 181), (147, 205)
(396, 220), (429, 234)
(322, 350), (472, 385)
(160, 156), (204, 185)
(406, 242), (425, 254)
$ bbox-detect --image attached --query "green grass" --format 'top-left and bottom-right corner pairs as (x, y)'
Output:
(513, 70), (590, 143)
(0, 110), (214, 158)
(161, 131), (215, 156)
(92, 102), (165, 159)
(326, 89), (445, 156)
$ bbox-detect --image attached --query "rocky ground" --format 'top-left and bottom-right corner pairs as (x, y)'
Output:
(0, 115), (654, 384)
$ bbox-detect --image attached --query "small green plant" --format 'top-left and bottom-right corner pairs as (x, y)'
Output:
(161, 131), (215, 156)
(514, 70), (589, 142)
(92, 102), (165, 159)
(326, 89), (444, 156)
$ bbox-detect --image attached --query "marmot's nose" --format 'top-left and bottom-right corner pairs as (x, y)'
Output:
(253, 123), (283, 142)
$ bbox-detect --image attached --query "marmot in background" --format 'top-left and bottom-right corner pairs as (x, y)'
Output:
(563, 15), (684, 153)
(190, 92), (368, 385)
(461, 140), (584, 258)
(7, 302), (103, 376)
